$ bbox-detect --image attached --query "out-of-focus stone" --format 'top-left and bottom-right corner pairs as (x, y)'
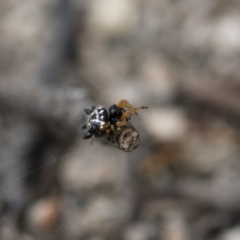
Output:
(212, 14), (240, 55)
(219, 227), (240, 240)
(59, 138), (134, 238)
(177, 165), (240, 210)
(180, 121), (240, 174)
(139, 55), (175, 101)
(162, 211), (190, 240)
(0, 219), (34, 240)
(124, 221), (158, 240)
(141, 199), (195, 220)
(87, 0), (137, 38)
(88, 237), (105, 240)
(81, 196), (132, 230)
(63, 196), (133, 238)
(26, 197), (60, 231)
(59, 139), (130, 192)
(0, 0), (55, 79)
(141, 107), (188, 142)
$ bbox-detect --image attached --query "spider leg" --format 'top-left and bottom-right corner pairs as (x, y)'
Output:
(117, 99), (148, 116)
(117, 99), (134, 109)
(117, 99), (137, 115)
(84, 106), (96, 115)
(105, 126), (113, 141)
(116, 120), (131, 127)
(120, 106), (148, 121)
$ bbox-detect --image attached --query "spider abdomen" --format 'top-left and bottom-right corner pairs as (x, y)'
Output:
(83, 106), (109, 139)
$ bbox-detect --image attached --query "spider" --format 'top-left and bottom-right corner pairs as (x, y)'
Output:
(82, 99), (148, 151)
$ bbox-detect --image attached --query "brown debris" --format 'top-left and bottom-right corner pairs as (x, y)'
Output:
(112, 125), (140, 152)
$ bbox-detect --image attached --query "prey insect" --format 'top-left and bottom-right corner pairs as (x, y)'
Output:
(82, 99), (148, 152)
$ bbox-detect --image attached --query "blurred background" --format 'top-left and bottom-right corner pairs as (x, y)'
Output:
(1, 0), (240, 239)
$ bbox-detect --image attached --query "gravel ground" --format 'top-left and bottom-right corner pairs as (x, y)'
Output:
(1, 0), (240, 240)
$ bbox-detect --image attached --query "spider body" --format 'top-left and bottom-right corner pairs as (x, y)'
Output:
(108, 104), (126, 125)
(82, 99), (148, 151)
(82, 106), (109, 139)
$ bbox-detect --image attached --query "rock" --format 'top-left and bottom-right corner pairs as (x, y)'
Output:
(59, 139), (134, 237)
(59, 139), (131, 192)
(141, 107), (188, 142)
(63, 196), (133, 238)
(219, 227), (240, 240)
(87, 0), (137, 38)
(138, 55), (175, 102)
(26, 197), (60, 231)
(124, 221), (158, 240)
(162, 211), (190, 240)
